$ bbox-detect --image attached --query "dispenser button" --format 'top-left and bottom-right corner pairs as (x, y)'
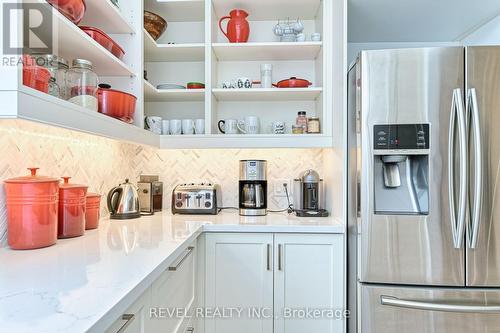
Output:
(377, 131), (387, 136)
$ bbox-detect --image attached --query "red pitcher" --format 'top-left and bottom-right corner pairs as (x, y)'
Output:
(219, 9), (250, 43)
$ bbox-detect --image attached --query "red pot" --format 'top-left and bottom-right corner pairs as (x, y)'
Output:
(58, 177), (88, 239)
(23, 61), (51, 93)
(219, 9), (250, 43)
(80, 26), (125, 60)
(97, 85), (137, 124)
(273, 77), (312, 88)
(4, 168), (59, 250)
(47, 0), (86, 25)
(85, 193), (101, 230)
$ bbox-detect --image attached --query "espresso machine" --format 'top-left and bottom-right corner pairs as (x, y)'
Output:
(239, 160), (267, 216)
(293, 169), (329, 217)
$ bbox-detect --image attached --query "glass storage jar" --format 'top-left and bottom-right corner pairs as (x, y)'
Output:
(307, 117), (321, 134)
(67, 59), (99, 111)
(48, 77), (60, 98)
(296, 111), (308, 132)
(31, 54), (69, 99)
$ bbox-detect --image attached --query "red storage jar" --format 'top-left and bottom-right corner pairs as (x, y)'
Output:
(58, 177), (88, 239)
(4, 168), (60, 250)
(85, 193), (101, 230)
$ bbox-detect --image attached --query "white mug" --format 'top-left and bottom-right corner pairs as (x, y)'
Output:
(296, 33), (306, 42)
(236, 77), (253, 89)
(182, 119), (194, 135)
(271, 121), (286, 134)
(169, 119), (182, 135)
(238, 116), (260, 134)
(161, 120), (170, 135)
(218, 119), (239, 134)
(194, 119), (205, 135)
(145, 116), (162, 135)
(311, 32), (321, 41)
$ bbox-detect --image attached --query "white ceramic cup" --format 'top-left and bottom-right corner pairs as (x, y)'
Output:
(236, 77), (253, 89)
(296, 33), (306, 42)
(145, 116), (162, 135)
(238, 116), (260, 134)
(161, 120), (170, 135)
(169, 119), (182, 135)
(311, 32), (321, 41)
(218, 119), (239, 134)
(271, 121), (286, 134)
(195, 119), (205, 135)
(182, 119), (194, 135)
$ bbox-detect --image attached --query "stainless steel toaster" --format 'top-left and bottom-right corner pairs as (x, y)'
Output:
(171, 183), (221, 215)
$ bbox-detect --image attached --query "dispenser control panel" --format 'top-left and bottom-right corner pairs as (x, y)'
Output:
(374, 124), (430, 150)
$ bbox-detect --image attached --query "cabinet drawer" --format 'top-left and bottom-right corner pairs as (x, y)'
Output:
(150, 244), (197, 333)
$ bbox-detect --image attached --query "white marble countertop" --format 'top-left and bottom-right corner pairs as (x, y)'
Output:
(0, 210), (344, 333)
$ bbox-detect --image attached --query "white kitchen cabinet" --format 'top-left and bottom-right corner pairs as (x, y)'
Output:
(149, 244), (197, 333)
(205, 233), (345, 333)
(274, 234), (344, 333)
(205, 233), (274, 333)
(105, 289), (151, 333)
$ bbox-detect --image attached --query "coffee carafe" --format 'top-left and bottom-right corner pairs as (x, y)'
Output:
(239, 160), (267, 216)
(293, 169), (329, 217)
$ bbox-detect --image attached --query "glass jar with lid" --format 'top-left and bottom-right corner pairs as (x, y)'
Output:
(67, 59), (99, 111)
(30, 54), (69, 99)
(296, 111), (308, 132)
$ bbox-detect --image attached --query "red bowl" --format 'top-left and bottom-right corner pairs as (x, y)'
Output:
(97, 88), (137, 123)
(47, 0), (86, 25)
(23, 65), (51, 93)
(80, 26), (125, 60)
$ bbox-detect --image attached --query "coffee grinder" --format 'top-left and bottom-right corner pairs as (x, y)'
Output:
(239, 160), (267, 216)
(293, 169), (329, 217)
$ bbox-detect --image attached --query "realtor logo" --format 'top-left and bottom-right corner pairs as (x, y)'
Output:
(3, 2), (53, 55)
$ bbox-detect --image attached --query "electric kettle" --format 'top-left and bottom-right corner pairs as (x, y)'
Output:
(107, 179), (141, 219)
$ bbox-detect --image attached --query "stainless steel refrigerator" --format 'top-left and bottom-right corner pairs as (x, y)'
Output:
(348, 46), (500, 332)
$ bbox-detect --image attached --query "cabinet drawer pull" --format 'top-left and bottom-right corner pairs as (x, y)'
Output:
(186, 327), (195, 333)
(168, 246), (195, 271)
(266, 244), (271, 271)
(116, 314), (135, 333)
(278, 244), (283, 271)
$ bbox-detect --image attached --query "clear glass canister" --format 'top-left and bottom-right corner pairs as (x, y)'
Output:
(31, 54), (69, 99)
(67, 59), (99, 111)
(48, 77), (60, 98)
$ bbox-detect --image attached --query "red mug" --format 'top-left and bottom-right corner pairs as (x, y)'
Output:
(219, 9), (250, 43)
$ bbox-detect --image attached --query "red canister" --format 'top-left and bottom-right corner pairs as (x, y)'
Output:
(58, 177), (88, 238)
(4, 168), (60, 250)
(85, 193), (101, 230)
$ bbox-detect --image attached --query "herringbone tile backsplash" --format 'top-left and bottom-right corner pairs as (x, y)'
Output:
(0, 120), (327, 246)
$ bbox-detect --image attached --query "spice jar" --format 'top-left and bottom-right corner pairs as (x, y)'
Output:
(292, 125), (304, 134)
(85, 193), (101, 230)
(58, 177), (88, 239)
(307, 117), (321, 134)
(296, 111), (308, 132)
(67, 59), (99, 111)
(4, 168), (59, 250)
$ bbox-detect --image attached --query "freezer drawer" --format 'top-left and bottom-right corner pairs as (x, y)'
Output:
(361, 284), (500, 333)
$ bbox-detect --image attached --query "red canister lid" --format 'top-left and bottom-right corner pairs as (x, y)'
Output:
(5, 168), (59, 184)
(87, 192), (101, 198)
(59, 177), (88, 190)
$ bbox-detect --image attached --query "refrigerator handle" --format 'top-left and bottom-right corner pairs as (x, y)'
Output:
(381, 295), (500, 313)
(448, 88), (467, 249)
(468, 88), (482, 249)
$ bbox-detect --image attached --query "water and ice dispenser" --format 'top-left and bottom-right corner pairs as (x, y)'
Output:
(373, 124), (430, 215)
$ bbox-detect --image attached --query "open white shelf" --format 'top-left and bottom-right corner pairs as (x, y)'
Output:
(144, 0), (205, 22)
(79, 0), (135, 34)
(45, 2), (135, 76)
(144, 80), (205, 102)
(212, 88), (323, 101)
(2, 87), (158, 147)
(212, 42), (323, 61)
(144, 30), (205, 62)
(211, 0), (322, 21)
(160, 134), (333, 149)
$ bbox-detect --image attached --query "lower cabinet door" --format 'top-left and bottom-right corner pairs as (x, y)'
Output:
(205, 233), (274, 333)
(105, 289), (150, 333)
(149, 244), (197, 333)
(274, 234), (345, 333)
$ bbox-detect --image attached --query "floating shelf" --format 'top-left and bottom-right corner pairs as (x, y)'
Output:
(212, 42), (323, 61)
(212, 88), (323, 101)
(1, 87), (158, 147)
(144, 0), (205, 22)
(212, 0), (322, 21)
(144, 30), (205, 62)
(41, 2), (135, 76)
(144, 80), (205, 102)
(79, 0), (135, 34)
(160, 134), (333, 149)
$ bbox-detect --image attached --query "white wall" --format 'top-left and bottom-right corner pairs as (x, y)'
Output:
(462, 14), (500, 45)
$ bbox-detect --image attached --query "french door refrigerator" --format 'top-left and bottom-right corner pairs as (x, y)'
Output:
(347, 46), (500, 333)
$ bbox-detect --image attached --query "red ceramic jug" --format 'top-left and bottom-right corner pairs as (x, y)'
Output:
(219, 9), (250, 43)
